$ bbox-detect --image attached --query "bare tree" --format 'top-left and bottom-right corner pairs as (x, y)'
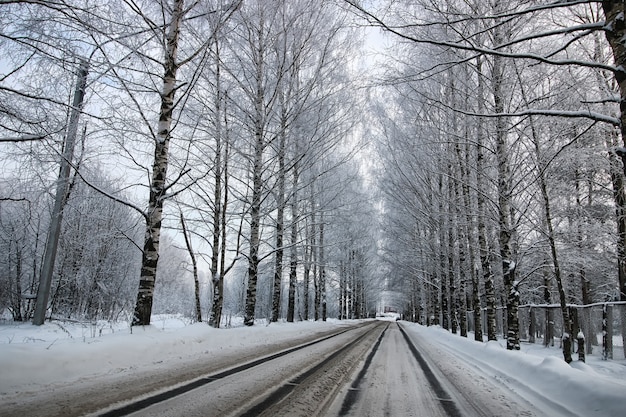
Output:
(347, 0), (626, 358)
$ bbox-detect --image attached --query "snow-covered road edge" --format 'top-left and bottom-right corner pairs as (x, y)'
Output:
(405, 323), (626, 417)
(0, 317), (353, 395)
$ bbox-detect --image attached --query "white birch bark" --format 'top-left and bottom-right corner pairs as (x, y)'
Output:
(132, 0), (184, 326)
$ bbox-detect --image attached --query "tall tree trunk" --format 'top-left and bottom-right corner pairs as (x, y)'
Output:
(303, 216), (312, 320)
(271, 113), (287, 322)
(319, 213), (326, 321)
(598, 6), (626, 356)
(311, 192), (319, 321)
(438, 173), (449, 330)
(475, 55), (497, 341)
(132, 0), (184, 326)
(314, 236), (320, 321)
(313, 230), (320, 321)
(243, 112), (264, 327)
(447, 75), (460, 336)
(603, 0), (626, 304)
(209, 39), (224, 328)
(519, 64), (571, 360)
(447, 162), (458, 335)
(538, 142), (572, 362)
(33, 61), (88, 325)
(459, 63), (478, 340)
(574, 168), (592, 307)
(215, 135), (232, 328)
(287, 165), (299, 322)
(12, 241), (23, 321)
(180, 213), (202, 322)
(465, 178), (482, 340)
(209, 146), (223, 326)
(243, 12), (267, 326)
(543, 266), (554, 347)
(339, 258), (345, 320)
(347, 250), (354, 319)
(492, 18), (520, 349)
(453, 217), (468, 338)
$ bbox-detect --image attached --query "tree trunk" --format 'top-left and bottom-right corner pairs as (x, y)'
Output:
(33, 60), (88, 325)
(347, 250), (354, 319)
(303, 217), (312, 320)
(339, 259), (345, 320)
(519, 65), (571, 360)
(271, 113), (287, 322)
(598, 4), (626, 357)
(215, 136), (231, 328)
(492, 21), (520, 350)
(475, 55), (497, 341)
(243, 111), (264, 327)
(543, 272), (554, 347)
(319, 213), (326, 321)
(243, 13), (268, 326)
(603, 0), (626, 304)
(208, 39), (224, 328)
(314, 235), (320, 321)
(287, 165), (299, 322)
(448, 192), (458, 335)
(439, 174), (449, 330)
(542, 164), (572, 362)
(459, 64), (477, 340)
(180, 213), (201, 322)
(12, 242), (23, 321)
(208, 155), (222, 326)
(131, 0), (184, 326)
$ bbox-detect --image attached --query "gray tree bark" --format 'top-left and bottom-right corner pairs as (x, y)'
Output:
(271, 102), (287, 323)
(287, 164), (299, 322)
(602, 3), (626, 358)
(319, 212), (327, 321)
(492, 11), (520, 350)
(243, 101), (264, 326)
(180, 212), (201, 323)
(33, 60), (88, 325)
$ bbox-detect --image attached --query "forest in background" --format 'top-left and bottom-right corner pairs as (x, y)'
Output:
(1, 0), (626, 362)
(0, 0), (378, 329)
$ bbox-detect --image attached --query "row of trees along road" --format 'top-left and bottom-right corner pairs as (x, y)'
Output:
(3, 0), (626, 364)
(350, 0), (626, 362)
(0, 1), (380, 328)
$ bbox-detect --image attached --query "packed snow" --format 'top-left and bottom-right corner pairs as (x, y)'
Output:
(0, 315), (624, 416)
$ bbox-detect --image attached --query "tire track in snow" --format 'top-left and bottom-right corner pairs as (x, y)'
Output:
(92, 323), (373, 417)
(396, 324), (464, 417)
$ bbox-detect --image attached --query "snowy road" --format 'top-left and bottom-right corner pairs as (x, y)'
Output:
(92, 321), (540, 417)
(95, 321), (384, 416)
(3, 318), (620, 416)
(327, 322), (541, 417)
(327, 322), (453, 416)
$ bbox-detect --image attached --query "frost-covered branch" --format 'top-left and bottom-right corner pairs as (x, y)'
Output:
(343, 1), (617, 74)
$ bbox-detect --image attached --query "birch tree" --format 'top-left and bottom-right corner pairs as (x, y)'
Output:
(131, 0), (185, 326)
(220, 0), (360, 325)
(348, 0), (626, 358)
(108, 0), (241, 326)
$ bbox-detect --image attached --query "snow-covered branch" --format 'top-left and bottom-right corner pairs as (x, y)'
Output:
(343, 1), (617, 74)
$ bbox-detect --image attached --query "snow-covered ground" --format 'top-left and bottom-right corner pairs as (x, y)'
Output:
(0, 316), (624, 416)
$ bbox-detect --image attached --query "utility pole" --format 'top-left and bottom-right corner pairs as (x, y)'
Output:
(33, 60), (88, 325)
